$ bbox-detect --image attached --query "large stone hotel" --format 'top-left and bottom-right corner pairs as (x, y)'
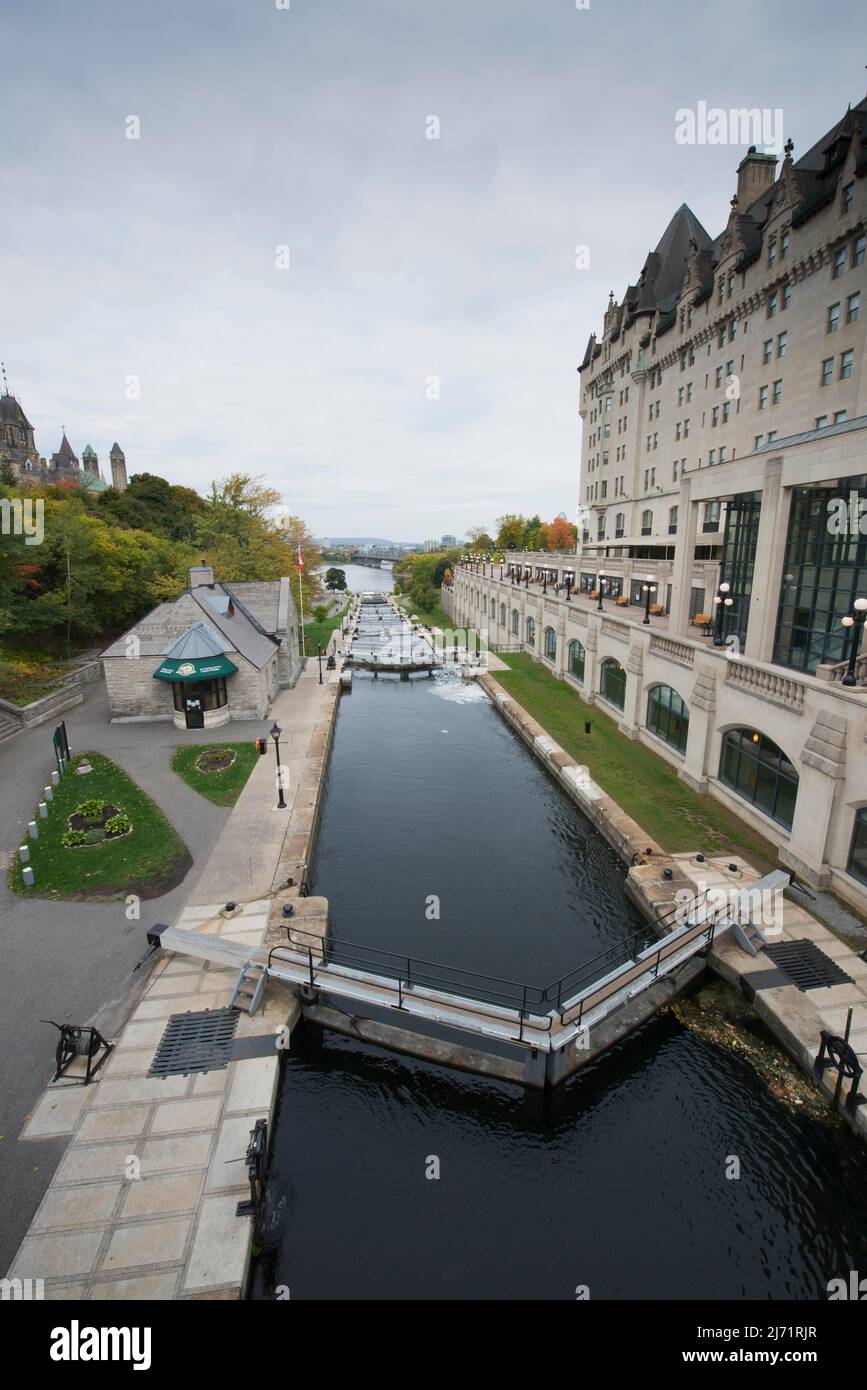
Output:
(452, 94), (867, 911)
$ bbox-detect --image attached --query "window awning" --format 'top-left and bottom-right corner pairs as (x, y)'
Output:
(153, 655), (238, 682)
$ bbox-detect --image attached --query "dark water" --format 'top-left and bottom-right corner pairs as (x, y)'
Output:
(251, 670), (867, 1301)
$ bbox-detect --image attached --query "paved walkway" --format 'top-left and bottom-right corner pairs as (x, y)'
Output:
(6, 656), (341, 1298)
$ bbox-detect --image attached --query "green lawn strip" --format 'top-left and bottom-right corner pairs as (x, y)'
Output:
(495, 653), (779, 869)
(303, 598), (350, 655)
(171, 741), (259, 806)
(9, 752), (190, 900)
(395, 591), (453, 631)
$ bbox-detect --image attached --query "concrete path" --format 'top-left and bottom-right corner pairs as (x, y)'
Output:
(6, 657), (341, 1297)
(0, 680), (306, 1272)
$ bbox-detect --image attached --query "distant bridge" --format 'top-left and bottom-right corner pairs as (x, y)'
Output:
(348, 554), (396, 568)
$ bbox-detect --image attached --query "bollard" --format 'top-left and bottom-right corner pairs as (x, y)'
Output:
(28, 820), (39, 841)
(22, 866), (35, 887)
(51, 770), (60, 786)
(44, 785), (53, 802)
(39, 801), (48, 819)
(19, 844), (30, 864)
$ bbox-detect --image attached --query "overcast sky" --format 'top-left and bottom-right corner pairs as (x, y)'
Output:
(2, 0), (864, 540)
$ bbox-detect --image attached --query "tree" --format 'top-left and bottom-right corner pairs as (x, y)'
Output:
(547, 516), (578, 551)
(325, 567), (347, 591)
(495, 514), (526, 550)
(0, 460), (17, 486)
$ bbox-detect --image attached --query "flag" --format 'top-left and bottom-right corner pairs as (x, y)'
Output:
(297, 546), (304, 571)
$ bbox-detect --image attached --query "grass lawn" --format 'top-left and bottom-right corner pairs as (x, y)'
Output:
(9, 752), (190, 900)
(171, 741), (259, 806)
(304, 597), (350, 655)
(495, 653), (779, 869)
(395, 591), (453, 630)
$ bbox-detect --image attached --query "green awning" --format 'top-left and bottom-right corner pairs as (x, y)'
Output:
(153, 654), (238, 682)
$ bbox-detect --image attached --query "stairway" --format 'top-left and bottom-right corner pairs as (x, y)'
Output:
(731, 917), (770, 957)
(0, 708), (22, 745)
(230, 961), (267, 1014)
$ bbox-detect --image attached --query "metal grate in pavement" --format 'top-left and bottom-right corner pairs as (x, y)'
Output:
(762, 939), (853, 992)
(148, 1008), (240, 1078)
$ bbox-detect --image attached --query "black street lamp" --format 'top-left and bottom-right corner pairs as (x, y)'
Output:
(841, 597), (867, 686)
(642, 575), (657, 625)
(317, 643), (323, 684)
(565, 575), (573, 602)
(542, 571), (548, 595)
(713, 581), (733, 646)
(596, 570), (606, 612)
(270, 721), (287, 809)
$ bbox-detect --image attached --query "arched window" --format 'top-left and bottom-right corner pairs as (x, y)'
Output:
(500, 603), (506, 627)
(641, 509), (653, 535)
(490, 597), (496, 618)
(719, 728), (798, 830)
(646, 684), (689, 753)
(526, 617), (536, 646)
(615, 512), (625, 538)
(600, 658), (626, 710)
(568, 639), (585, 683)
(511, 609), (519, 635)
(544, 626), (556, 661)
(668, 505), (678, 535)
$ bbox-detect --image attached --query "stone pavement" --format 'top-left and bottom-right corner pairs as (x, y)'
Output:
(7, 654), (342, 1298)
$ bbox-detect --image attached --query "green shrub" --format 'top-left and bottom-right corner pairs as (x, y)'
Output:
(74, 798), (107, 822)
(61, 829), (86, 848)
(105, 813), (131, 835)
(83, 827), (106, 845)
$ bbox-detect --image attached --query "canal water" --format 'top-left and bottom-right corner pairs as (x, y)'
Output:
(251, 668), (867, 1301)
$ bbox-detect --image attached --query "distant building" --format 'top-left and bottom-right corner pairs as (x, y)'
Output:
(0, 369), (129, 494)
(0, 383), (40, 477)
(109, 442), (128, 492)
(441, 534), (456, 547)
(101, 566), (302, 727)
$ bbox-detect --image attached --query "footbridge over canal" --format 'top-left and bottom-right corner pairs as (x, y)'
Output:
(150, 871), (789, 1087)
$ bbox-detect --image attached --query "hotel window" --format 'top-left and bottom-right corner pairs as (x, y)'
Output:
(641, 509), (652, 535)
(834, 410), (847, 424)
(675, 423), (681, 441)
(815, 416), (828, 430)
(709, 448), (716, 464)
(847, 292), (860, 325)
(672, 460), (679, 481)
(758, 385), (769, 410)
(827, 302), (841, 333)
(714, 365), (723, 387)
(754, 435), (764, 449)
(840, 350), (854, 380)
(782, 284), (792, 310)
(767, 431), (777, 443)
(600, 658), (626, 712)
(601, 480), (607, 498)
(718, 327), (726, 348)
(833, 247), (847, 278)
(653, 433), (658, 450)
(768, 237), (777, 268)
(646, 685), (689, 754)
(821, 357), (834, 387)
(762, 339), (772, 365)
(668, 505), (678, 535)
(772, 380), (782, 405)
(568, 640), (586, 684)
(780, 231), (789, 260)
(719, 447), (728, 462)
(500, 603), (506, 626)
(687, 382), (693, 401)
(712, 405), (720, 427)
(684, 419), (690, 437)
(718, 279), (725, 305)
(777, 331), (787, 357)
(854, 236), (865, 268)
(615, 512), (625, 538)
(688, 347), (695, 366)
(511, 609), (519, 635)
(526, 617), (536, 647)
(767, 291), (778, 318)
(719, 729), (798, 830)
(723, 401), (731, 423)
(729, 320), (737, 342)
(703, 500), (720, 531)
(678, 387), (684, 406)
(848, 808), (867, 887)
(842, 181), (854, 214)
(544, 627), (557, 662)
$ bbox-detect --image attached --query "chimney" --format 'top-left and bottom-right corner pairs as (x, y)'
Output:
(736, 147), (778, 208)
(189, 565), (215, 588)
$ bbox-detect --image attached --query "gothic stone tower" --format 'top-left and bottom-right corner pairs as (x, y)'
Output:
(109, 442), (128, 492)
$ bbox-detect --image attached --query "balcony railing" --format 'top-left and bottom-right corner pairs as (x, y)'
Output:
(724, 659), (806, 713)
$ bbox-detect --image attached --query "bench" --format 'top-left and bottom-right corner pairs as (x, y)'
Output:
(615, 595), (629, 607)
(649, 602), (664, 615)
(692, 613), (712, 633)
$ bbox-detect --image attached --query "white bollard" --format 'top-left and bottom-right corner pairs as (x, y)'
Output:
(44, 785), (53, 802)
(19, 844), (29, 864)
(22, 866), (35, 886)
(51, 770), (60, 786)
(28, 820), (39, 840)
(39, 801), (48, 819)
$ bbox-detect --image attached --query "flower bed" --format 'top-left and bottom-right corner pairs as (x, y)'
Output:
(61, 798), (132, 848)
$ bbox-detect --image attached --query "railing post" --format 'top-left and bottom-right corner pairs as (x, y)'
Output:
(406, 957), (413, 990)
(308, 947), (315, 987)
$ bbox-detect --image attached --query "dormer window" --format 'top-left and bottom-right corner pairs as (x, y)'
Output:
(780, 231), (789, 260)
(842, 182), (854, 215)
(768, 236), (777, 268)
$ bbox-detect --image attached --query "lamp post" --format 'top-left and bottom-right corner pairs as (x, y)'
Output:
(596, 570), (606, 611)
(317, 642), (323, 684)
(841, 597), (867, 686)
(542, 570), (548, 595)
(565, 575), (573, 602)
(270, 721), (287, 809)
(713, 581), (733, 646)
(642, 575), (657, 625)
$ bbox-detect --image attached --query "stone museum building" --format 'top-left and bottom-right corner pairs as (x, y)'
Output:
(451, 93), (867, 911)
(102, 566), (302, 728)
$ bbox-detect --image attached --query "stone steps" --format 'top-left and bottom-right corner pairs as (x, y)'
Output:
(0, 708), (22, 744)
